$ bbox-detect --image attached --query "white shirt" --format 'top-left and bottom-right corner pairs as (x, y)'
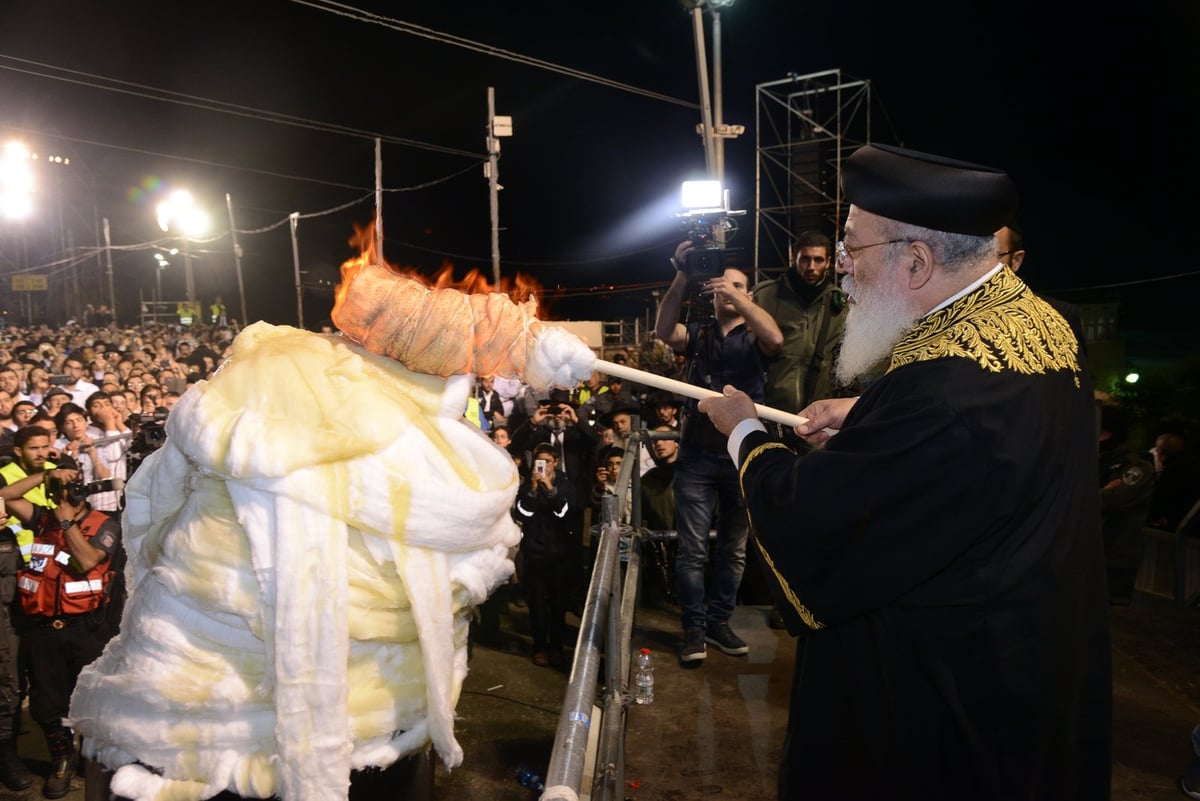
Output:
(68, 379), (100, 407)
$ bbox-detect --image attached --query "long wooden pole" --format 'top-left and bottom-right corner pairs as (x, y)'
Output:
(594, 358), (810, 430)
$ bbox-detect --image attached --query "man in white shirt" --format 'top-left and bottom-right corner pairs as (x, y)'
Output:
(83, 392), (130, 513)
(61, 356), (99, 407)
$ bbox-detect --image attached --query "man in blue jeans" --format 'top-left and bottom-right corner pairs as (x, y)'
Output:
(655, 240), (782, 663)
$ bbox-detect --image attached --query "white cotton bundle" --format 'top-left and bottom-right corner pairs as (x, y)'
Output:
(521, 324), (597, 390)
(68, 323), (521, 801)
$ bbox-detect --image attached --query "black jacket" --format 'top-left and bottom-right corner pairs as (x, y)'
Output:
(512, 472), (577, 561)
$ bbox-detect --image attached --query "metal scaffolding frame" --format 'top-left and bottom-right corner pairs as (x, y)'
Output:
(752, 69), (877, 285)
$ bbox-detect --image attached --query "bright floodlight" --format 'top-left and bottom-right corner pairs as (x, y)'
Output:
(0, 141), (35, 221)
(681, 180), (723, 211)
(157, 189), (209, 237)
(1124, 372), (1140, 384)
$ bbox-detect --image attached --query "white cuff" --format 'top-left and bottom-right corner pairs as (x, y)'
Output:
(727, 418), (767, 464)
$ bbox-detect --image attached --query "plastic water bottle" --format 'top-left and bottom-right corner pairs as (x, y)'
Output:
(634, 647), (654, 704)
(515, 764), (545, 794)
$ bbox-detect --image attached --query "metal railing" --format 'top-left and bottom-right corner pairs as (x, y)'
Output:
(542, 418), (668, 801)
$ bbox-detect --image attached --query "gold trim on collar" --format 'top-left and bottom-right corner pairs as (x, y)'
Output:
(889, 266), (1081, 386)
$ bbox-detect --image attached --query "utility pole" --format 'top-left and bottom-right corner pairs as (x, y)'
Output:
(226, 193), (248, 326)
(289, 212), (304, 330)
(687, 1), (744, 185)
(103, 217), (116, 323)
(485, 88), (512, 287)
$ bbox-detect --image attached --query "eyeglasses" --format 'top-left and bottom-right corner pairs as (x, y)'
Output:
(835, 239), (911, 266)
(997, 250), (1014, 259)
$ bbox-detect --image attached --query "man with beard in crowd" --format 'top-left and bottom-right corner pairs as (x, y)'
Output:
(698, 144), (1110, 800)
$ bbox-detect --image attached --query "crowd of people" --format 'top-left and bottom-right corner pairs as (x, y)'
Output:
(1, 134), (1199, 800)
(0, 318), (235, 798)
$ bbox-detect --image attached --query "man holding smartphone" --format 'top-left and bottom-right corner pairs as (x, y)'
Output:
(511, 443), (578, 668)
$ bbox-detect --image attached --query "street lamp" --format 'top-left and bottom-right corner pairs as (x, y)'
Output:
(156, 189), (209, 304)
(0, 141), (35, 221)
(152, 249), (177, 304)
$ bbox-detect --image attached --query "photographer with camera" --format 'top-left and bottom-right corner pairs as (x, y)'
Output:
(0, 458), (84, 792)
(655, 239), (782, 665)
(510, 389), (598, 487)
(83, 391), (130, 514)
(5, 454), (121, 798)
(511, 443), (578, 669)
(55, 402), (113, 488)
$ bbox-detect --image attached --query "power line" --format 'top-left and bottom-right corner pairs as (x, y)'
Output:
(1048, 271), (1200, 295)
(287, 0), (700, 110)
(0, 123), (378, 193)
(0, 55), (484, 161)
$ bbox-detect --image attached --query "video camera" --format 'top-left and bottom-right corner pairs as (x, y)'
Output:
(675, 180), (746, 282)
(128, 409), (169, 455)
(45, 456), (125, 506)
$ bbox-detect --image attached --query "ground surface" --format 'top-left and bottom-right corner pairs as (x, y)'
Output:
(4, 590), (1196, 801)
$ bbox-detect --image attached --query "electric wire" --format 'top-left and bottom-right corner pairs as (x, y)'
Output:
(0, 55), (483, 161)
(285, 0), (699, 110)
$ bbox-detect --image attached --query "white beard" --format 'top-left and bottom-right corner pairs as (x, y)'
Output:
(835, 275), (919, 385)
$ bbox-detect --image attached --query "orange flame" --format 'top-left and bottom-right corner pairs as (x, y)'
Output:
(334, 220), (546, 318)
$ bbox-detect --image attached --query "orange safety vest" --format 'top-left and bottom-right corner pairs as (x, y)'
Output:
(17, 509), (115, 618)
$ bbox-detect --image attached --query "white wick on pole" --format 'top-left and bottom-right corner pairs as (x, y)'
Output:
(594, 358), (810, 430)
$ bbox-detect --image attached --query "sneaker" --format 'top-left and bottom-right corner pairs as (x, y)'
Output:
(706, 620), (749, 656)
(680, 627), (707, 663)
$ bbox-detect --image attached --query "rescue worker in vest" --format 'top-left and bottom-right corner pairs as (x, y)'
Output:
(0, 463), (80, 793)
(6, 455), (120, 799)
(0, 426), (58, 565)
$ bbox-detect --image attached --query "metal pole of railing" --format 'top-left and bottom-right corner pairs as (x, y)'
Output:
(543, 496), (622, 800)
(594, 423), (658, 800)
(591, 543), (628, 801)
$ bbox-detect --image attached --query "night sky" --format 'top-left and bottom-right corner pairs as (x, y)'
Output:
(1, 1), (1197, 335)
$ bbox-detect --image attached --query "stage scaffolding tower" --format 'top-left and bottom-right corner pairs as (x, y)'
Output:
(753, 69), (881, 285)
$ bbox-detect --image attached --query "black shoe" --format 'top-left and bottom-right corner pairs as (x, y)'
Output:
(0, 739), (32, 791)
(680, 627), (707, 663)
(768, 607), (786, 630)
(42, 756), (74, 800)
(705, 620), (749, 655)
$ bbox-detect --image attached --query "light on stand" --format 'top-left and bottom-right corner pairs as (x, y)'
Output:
(0, 141), (35, 221)
(681, 180), (724, 211)
(156, 189), (209, 305)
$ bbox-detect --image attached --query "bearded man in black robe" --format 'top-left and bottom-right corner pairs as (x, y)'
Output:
(699, 144), (1110, 801)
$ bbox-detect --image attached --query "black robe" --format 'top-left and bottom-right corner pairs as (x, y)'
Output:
(738, 267), (1111, 800)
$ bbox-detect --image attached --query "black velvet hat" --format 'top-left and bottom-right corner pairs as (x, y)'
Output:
(646, 390), (683, 409)
(842, 144), (1018, 236)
